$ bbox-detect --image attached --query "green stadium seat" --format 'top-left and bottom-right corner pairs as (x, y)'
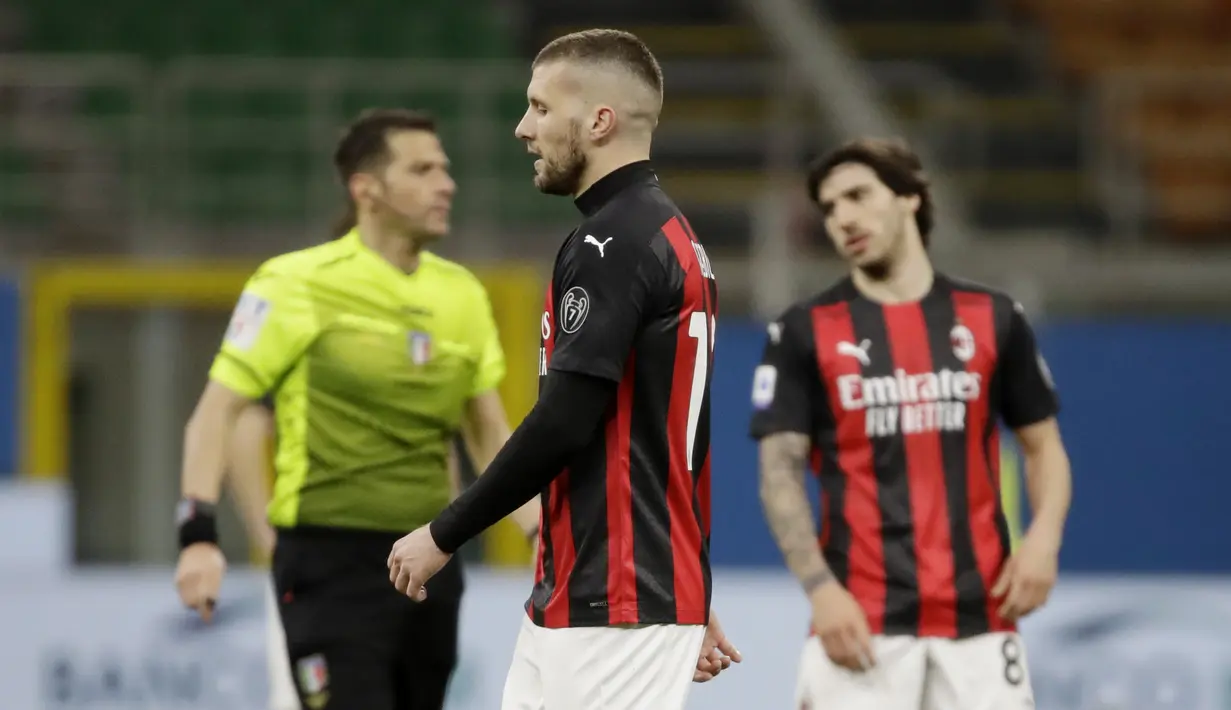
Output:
(13, 0), (540, 228)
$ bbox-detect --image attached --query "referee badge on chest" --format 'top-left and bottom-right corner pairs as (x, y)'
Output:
(408, 330), (433, 365)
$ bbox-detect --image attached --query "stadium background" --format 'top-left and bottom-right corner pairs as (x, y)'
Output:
(0, 0), (1229, 708)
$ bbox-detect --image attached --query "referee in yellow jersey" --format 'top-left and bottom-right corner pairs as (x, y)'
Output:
(174, 108), (541, 710)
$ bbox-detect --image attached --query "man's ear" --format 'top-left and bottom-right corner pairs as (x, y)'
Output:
(589, 105), (618, 142)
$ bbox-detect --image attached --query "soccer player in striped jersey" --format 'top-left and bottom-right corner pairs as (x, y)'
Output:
(387, 29), (740, 710)
(750, 138), (1073, 710)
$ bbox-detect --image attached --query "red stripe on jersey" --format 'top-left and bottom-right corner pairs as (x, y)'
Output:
(662, 216), (707, 623)
(953, 292), (1014, 632)
(882, 304), (957, 638)
(540, 280), (576, 628)
(543, 471), (575, 628)
(606, 354), (638, 624)
(818, 491), (832, 547)
(535, 282), (555, 590)
(811, 303), (886, 633)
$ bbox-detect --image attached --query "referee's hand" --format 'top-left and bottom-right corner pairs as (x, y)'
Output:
(175, 542), (226, 623)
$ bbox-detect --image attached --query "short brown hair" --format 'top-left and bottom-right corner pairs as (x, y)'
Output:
(534, 29), (664, 97)
(330, 108), (437, 237)
(806, 137), (934, 245)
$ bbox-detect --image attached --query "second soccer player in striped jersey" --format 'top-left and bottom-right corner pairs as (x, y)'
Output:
(387, 29), (739, 710)
(750, 138), (1073, 710)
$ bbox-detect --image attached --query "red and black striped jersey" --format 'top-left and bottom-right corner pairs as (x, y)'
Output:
(749, 275), (1059, 639)
(529, 161), (719, 629)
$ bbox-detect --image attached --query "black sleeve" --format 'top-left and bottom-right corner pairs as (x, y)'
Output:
(998, 302), (1060, 429)
(548, 234), (663, 383)
(428, 370), (616, 553)
(749, 309), (817, 440)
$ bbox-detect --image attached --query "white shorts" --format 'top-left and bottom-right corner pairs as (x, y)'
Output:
(795, 632), (1035, 710)
(265, 579), (300, 710)
(501, 614), (706, 710)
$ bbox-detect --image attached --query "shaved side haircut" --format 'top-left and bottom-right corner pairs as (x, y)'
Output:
(534, 29), (665, 126)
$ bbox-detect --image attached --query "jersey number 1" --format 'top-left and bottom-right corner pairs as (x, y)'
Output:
(685, 311), (715, 473)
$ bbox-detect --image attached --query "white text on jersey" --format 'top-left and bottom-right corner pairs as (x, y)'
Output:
(692, 242), (715, 280)
(837, 368), (981, 437)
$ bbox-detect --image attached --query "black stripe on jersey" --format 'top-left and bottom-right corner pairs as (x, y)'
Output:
(566, 439), (611, 625)
(926, 290), (989, 637)
(986, 297), (1015, 557)
(694, 269), (719, 616)
(815, 443), (852, 587)
(848, 298), (920, 634)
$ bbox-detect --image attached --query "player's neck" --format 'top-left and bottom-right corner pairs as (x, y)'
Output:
(357, 220), (422, 274)
(851, 248), (934, 305)
(573, 145), (650, 198)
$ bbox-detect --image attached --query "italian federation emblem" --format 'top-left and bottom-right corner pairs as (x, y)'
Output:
(409, 330), (433, 365)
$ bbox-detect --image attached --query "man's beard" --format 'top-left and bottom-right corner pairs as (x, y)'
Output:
(535, 126), (588, 196)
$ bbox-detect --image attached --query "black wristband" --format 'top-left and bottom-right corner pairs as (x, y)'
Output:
(176, 498), (219, 549)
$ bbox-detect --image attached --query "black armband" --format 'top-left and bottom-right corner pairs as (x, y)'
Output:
(176, 498), (219, 549)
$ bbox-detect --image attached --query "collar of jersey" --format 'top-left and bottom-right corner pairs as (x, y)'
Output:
(574, 160), (657, 217)
(340, 229), (434, 281)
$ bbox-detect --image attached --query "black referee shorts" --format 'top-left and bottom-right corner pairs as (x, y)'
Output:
(272, 526), (465, 710)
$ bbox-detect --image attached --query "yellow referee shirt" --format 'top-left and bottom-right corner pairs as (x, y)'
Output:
(209, 230), (505, 533)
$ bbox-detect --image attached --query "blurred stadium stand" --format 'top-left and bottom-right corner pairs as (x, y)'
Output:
(1, 0), (579, 259)
(1015, 0), (1231, 242)
(1, 0), (1230, 260)
(545, 0), (1103, 240)
(825, 0), (1104, 237)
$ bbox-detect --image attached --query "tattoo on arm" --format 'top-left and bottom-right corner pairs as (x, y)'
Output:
(758, 432), (834, 595)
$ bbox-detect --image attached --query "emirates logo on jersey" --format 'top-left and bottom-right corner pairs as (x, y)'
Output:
(837, 369), (981, 438)
(560, 287), (589, 334)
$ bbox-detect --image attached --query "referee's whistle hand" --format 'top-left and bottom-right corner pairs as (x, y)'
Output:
(174, 542), (226, 623)
(387, 525), (450, 602)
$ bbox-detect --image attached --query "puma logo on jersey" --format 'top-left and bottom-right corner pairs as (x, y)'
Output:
(836, 339), (872, 366)
(584, 234), (612, 257)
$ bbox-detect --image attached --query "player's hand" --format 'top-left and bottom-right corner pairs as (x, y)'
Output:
(175, 542), (226, 623)
(992, 527), (1060, 621)
(694, 611), (742, 682)
(811, 578), (874, 672)
(387, 525), (452, 601)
